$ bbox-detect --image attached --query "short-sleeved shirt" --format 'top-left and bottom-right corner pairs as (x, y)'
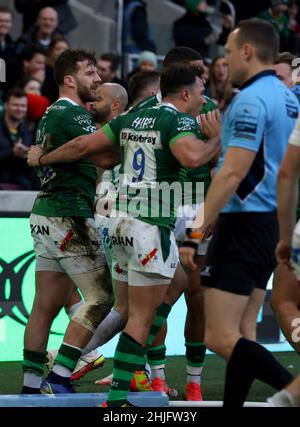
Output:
(102, 103), (203, 230)
(130, 92), (217, 201)
(291, 84), (300, 105)
(289, 94), (300, 220)
(219, 70), (299, 213)
(32, 97), (97, 218)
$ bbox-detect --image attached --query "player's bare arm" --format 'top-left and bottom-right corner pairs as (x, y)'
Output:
(170, 112), (222, 168)
(27, 128), (116, 167)
(276, 144), (300, 263)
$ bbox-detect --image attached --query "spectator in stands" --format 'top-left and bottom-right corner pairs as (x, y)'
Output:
(0, 6), (18, 114)
(22, 77), (42, 96)
(258, 0), (290, 51)
(97, 53), (126, 87)
(42, 35), (69, 103)
(0, 7), (16, 65)
(215, 1), (236, 52)
(21, 76), (50, 129)
(7, 45), (46, 94)
(287, 0), (300, 54)
(0, 88), (39, 190)
(230, 0), (269, 22)
(122, 0), (156, 54)
(127, 50), (158, 80)
(16, 7), (61, 54)
(206, 55), (235, 111)
(173, 0), (218, 57)
(14, 1), (78, 39)
(128, 70), (160, 107)
(137, 50), (158, 72)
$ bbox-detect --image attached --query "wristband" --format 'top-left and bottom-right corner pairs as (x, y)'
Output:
(181, 241), (198, 251)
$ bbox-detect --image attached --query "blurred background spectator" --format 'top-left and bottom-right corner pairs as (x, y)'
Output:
(258, 0), (290, 51)
(42, 34), (69, 103)
(97, 52), (126, 87)
(173, 0), (216, 57)
(0, 88), (39, 190)
(16, 7), (61, 54)
(14, 0), (77, 41)
(205, 54), (235, 111)
(7, 44), (46, 92)
(127, 50), (158, 80)
(0, 6), (18, 112)
(122, 0), (156, 54)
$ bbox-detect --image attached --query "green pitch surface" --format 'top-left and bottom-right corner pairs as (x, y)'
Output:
(1, 352), (299, 402)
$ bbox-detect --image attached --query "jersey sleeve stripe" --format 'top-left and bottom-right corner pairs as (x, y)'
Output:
(169, 132), (197, 147)
(102, 124), (117, 145)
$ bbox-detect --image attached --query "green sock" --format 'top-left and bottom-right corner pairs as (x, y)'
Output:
(107, 333), (146, 407)
(185, 342), (206, 384)
(54, 343), (82, 372)
(147, 344), (166, 367)
(22, 349), (47, 376)
(147, 303), (171, 347)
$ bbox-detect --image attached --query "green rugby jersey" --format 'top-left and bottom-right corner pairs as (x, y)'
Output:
(102, 103), (203, 230)
(131, 92), (217, 201)
(32, 98), (97, 218)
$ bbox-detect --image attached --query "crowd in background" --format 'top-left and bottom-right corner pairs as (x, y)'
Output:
(1, 0), (300, 190)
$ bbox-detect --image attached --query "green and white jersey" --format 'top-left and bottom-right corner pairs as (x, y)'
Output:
(102, 103), (203, 230)
(130, 92), (217, 202)
(32, 98), (97, 218)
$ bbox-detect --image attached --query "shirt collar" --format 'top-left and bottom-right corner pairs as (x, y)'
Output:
(240, 70), (276, 90)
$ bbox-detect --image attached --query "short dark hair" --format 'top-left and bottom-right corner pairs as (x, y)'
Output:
(19, 44), (46, 63)
(234, 18), (279, 64)
(54, 48), (97, 86)
(163, 46), (203, 69)
(275, 51), (296, 67)
(4, 87), (27, 102)
(128, 70), (160, 102)
(100, 53), (121, 71)
(0, 6), (11, 14)
(160, 64), (204, 98)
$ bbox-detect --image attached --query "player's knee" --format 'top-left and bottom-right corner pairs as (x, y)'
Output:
(204, 329), (230, 356)
(34, 299), (62, 319)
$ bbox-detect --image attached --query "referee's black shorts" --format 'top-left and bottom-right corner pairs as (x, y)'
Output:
(201, 211), (278, 296)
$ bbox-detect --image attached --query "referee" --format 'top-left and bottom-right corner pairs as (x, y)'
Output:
(180, 18), (299, 406)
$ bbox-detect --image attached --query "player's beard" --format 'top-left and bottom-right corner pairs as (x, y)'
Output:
(76, 81), (98, 103)
(93, 105), (111, 124)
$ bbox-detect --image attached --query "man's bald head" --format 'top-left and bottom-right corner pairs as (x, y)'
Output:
(37, 7), (58, 36)
(91, 83), (128, 125)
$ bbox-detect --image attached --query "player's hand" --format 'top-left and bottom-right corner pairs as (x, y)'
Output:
(275, 240), (292, 266)
(198, 110), (222, 140)
(179, 242), (199, 271)
(27, 145), (44, 167)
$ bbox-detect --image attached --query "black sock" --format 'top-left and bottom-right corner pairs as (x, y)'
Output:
(224, 338), (293, 407)
(21, 386), (41, 394)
